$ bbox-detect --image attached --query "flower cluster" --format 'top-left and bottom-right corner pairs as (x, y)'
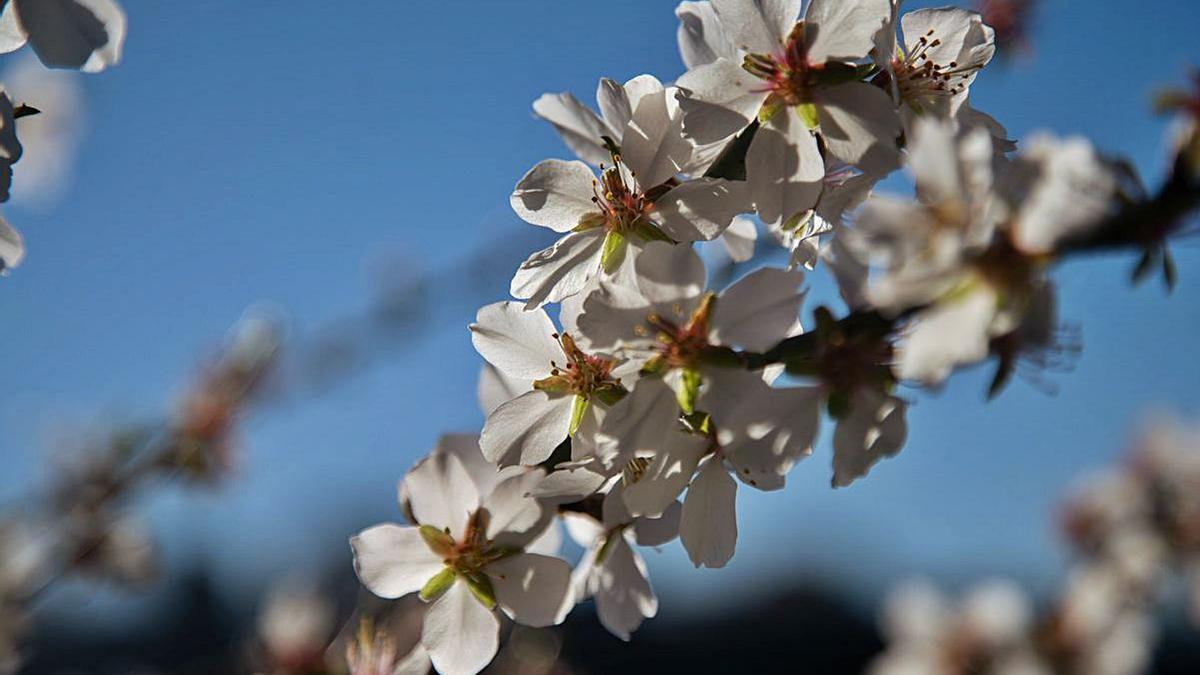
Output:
(871, 416), (1200, 675)
(347, 1), (1200, 672)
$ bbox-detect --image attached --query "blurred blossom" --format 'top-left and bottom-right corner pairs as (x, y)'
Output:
(2, 53), (84, 207)
(334, 598), (428, 675)
(256, 576), (335, 674)
(975, 0), (1035, 54)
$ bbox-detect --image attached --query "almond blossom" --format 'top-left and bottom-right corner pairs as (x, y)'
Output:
(509, 145), (747, 309)
(470, 301), (639, 467)
(563, 482), (680, 640)
(351, 451), (571, 675)
(675, 0), (900, 234)
(858, 117), (1118, 384)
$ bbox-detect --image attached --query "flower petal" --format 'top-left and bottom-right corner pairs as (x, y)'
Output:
(711, 265), (805, 352)
(746, 111), (824, 230)
(633, 500), (682, 547)
(0, 2), (28, 54)
(350, 524), (445, 599)
(897, 283), (997, 385)
(18, 0), (126, 72)
(804, 0), (890, 63)
(711, 0), (799, 54)
(677, 58), (767, 145)
(483, 471), (551, 549)
(403, 452), (480, 535)
(719, 215), (757, 262)
(480, 390), (573, 467)
(532, 91), (609, 166)
(511, 159), (599, 233)
(592, 535), (657, 641)
(470, 301), (560, 381)
(634, 240), (706, 306)
(655, 177), (750, 242)
(817, 82), (901, 175)
(676, 0), (736, 69)
(477, 362), (526, 416)
(422, 580), (500, 675)
(622, 88), (691, 189)
(680, 457), (738, 568)
(0, 215), (24, 272)
(621, 432), (709, 518)
(510, 230), (605, 309)
(488, 553), (573, 627)
(832, 390), (908, 487)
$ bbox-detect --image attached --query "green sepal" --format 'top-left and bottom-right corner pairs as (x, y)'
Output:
(796, 103), (819, 130)
(601, 230), (627, 274)
(419, 567), (456, 602)
(595, 532), (621, 566)
(758, 99), (783, 123)
(463, 571), (498, 610)
(1131, 248), (1157, 285)
(782, 208), (814, 233)
(639, 354), (669, 376)
(574, 212), (606, 232)
(12, 104), (40, 120)
(631, 217), (675, 243)
(682, 411), (712, 435)
(593, 383), (628, 407)
(569, 395), (589, 436)
(419, 525), (456, 558)
(677, 367), (702, 414)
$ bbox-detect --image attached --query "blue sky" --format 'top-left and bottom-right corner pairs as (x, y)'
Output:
(1, 0), (1199, 625)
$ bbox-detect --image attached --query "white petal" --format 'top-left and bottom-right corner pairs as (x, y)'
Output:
(1007, 134), (1117, 255)
(575, 279), (655, 353)
(676, 0), (736, 69)
(897, 284), (997, 385)
(900, 8), (994, 86)
(532, 92), (609, 165)
(562, 511), (606, 548)
(711, 265), (805, 351)
(510, 229), (605, 309)
(530, 459), (611, 503)
(433, 433), (505, 497)
(621, 88), (691, 188)
(711, 0), (799, 54)
(677, 58), (767, 145)
(622, 432), (708, 518)
(0, 2), (28, 54)
(350, 524), (445, 599)
(907, 116), (966, 207)
(832, 390), (908, 487)
(719, 215), (757, 262)
(817, 82), (901, 174)
(634, 240), (707, 305)
(633, 500), (683, 547)
(510, 159), (599, 233)
(422, 580), (500, 675)
(488, 553), (573, 627)
(804, 0), (891, 63)
(403, 452), (480, 535)
(0, 215), (24, 272)
(596, 378), (682, 464)
(680, 457), (737, 568)
(598, 75), (666, 140)
(480, 390), (573, 466)
(746, 112), (824, 230)
(19, 0), (125, 72)
(593, 535), (657, 640)
(654, 177), (750, 242)
(477, 362), (526, 416)
(482, 472), (550, 549)
(525, 518), (562, 557)
(392, 643), (433, 675)
(470, 301), (560, 381)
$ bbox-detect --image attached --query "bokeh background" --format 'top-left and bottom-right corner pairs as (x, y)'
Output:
(1, 0), (1199, 672)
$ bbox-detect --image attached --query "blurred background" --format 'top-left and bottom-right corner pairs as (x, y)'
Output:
(1, 0), (1199, 672)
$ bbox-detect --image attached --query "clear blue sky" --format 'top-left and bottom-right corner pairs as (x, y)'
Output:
(1, 0), (1199, 627)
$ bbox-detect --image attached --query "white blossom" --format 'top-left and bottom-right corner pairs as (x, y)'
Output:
(0, 0), (125, 73)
